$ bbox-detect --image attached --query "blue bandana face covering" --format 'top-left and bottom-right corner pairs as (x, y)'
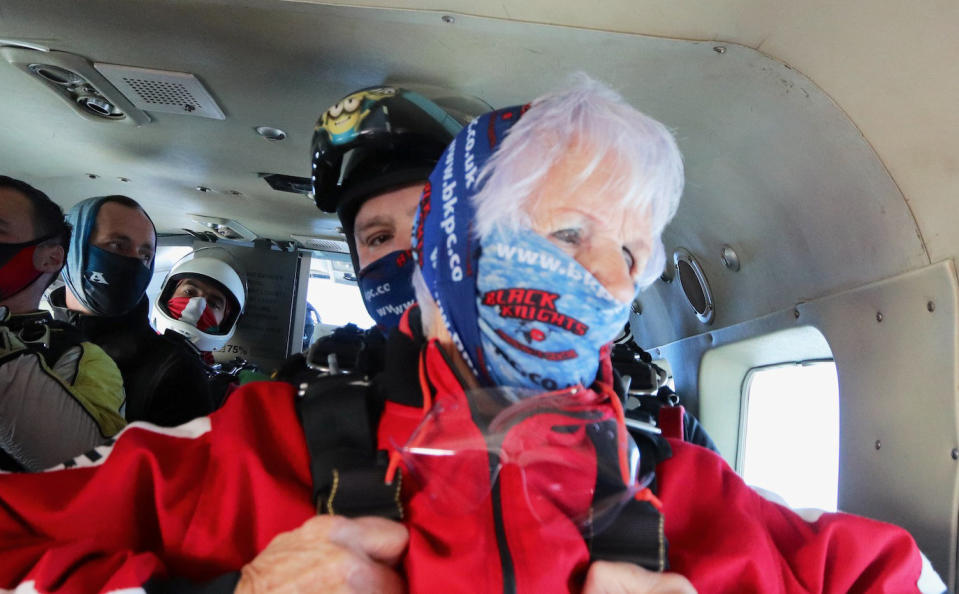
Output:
(476, 227), (631, 391)
(413, 104), (633, 390)
(357, 248), (417, 330)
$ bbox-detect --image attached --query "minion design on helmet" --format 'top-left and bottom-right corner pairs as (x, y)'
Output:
(319, 87), (396, 144)
(310, 85), (490, 272)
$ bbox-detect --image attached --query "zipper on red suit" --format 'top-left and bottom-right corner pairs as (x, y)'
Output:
(490, 454), (518, 594)
(417, 341), (518, 593)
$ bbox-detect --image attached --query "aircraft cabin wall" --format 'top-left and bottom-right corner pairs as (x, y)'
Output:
(1, 0), (957, 589)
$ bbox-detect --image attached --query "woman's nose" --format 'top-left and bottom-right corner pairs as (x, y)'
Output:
(582, 244), (635, 304)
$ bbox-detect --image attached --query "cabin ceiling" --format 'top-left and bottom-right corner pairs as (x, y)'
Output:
(0, 0), (956, 344)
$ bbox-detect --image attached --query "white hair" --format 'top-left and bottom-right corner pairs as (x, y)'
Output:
(411, 266), (436, 332)
(472, 73), (684, 287)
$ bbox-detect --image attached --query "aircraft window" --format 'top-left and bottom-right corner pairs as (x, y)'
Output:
(740, 361), (839, 511)
(306, 256), (373, 330)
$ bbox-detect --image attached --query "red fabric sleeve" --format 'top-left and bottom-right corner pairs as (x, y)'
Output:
(659, 440), (923, 593)
(0, 381), (315, 593)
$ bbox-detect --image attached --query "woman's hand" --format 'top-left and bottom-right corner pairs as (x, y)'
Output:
(235, 515), (408, 593)
(584, 561), (696, 594)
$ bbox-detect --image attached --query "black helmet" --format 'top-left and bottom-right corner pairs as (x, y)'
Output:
(310, 86), (489, 268)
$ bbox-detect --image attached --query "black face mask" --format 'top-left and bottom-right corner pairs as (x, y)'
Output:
(0, 236), (51, 301)
(80, 245), (153, 316)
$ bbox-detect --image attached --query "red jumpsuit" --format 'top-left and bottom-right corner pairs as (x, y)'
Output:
(0, 332), (925, 593)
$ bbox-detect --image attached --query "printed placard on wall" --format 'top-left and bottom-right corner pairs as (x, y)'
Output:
(204, 242), (301, 372)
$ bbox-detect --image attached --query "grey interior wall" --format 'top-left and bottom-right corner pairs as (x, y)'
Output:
(664, 260), (959, 589)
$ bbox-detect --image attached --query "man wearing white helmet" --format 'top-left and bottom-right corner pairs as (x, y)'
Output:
(152, 247), (247, 404)
(153, 248), (246, 358)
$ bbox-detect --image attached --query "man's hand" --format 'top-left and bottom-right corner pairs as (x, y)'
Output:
(584, 561), (696, 594)
(235, 515), (408, 594)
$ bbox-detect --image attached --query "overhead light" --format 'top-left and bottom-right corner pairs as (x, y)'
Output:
(255, 126), (287, 141)
(76, 94), (123, 119)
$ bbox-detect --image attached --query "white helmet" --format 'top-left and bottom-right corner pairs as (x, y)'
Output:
(152, 247), (246, 351)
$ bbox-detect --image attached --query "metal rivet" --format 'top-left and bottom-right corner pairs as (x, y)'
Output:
(228, 190), (243, 196)
(875, 440), (881, 450)
(254, 126), (287, 141)
(118, 177), (130, 183)
(195, 186), (213, 193)
(721, 245), (740, 271)
(793, 308), (800, 319)
(442, 15), (455, 23)
(927, 301), (936, 313)
(654, 349), (661, 357)
(876, 312), (883, 323)
(952, 448), (959, 460)
(713, 46), (726, 54)
(706, 334), (714, 344)
(86, 173), (99, 180)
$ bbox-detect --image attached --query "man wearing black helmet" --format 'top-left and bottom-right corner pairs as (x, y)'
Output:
(297, 86), (487, 375)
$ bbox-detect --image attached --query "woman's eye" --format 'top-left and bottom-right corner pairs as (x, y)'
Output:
(552, 228), (582, 245)
(622, 247), (635, 271)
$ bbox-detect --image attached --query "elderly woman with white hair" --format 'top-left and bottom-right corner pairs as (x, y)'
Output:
(0, 77), (934, 594)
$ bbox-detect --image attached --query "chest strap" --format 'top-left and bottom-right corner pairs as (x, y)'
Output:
(588, 420), (673, 572)
(295, 372), (402, 520)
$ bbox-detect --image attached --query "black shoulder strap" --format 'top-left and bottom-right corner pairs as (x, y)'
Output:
(587, 419), (672, 572)
(295, 372), (402, 519)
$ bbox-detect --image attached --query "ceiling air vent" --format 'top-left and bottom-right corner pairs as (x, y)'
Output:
(94, 64), (225, 119)
(262, 173), (312, 195)
(291, 234), (349, 254)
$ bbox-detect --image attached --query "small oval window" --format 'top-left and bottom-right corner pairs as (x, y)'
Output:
(673, 248), (714, 324)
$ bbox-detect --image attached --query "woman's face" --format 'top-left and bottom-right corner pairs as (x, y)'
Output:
(527, 149), (652, 304)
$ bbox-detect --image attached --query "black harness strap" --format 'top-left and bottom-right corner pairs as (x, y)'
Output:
(586, 420), (673, 572)
(295, 373), (402, 520)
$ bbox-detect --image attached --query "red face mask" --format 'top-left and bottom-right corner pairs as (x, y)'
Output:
(0, 238), (46, 301)
(165, 296), (220, 332)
